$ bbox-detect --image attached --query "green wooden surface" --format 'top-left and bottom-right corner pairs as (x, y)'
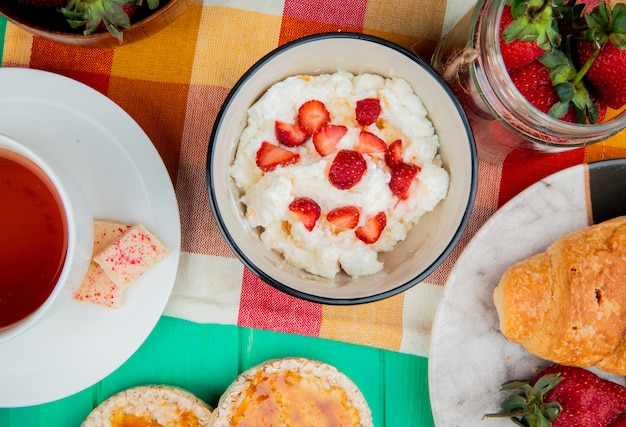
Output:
(0, 316), (434, 426)
(0, 15), (5, 60)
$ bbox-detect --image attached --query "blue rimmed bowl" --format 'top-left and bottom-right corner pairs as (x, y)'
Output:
(207, 32), (477, 305)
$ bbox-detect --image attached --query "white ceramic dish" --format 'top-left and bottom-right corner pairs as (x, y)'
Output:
(0, 68), (180, 407)
(207, 33), (477, 304)
(428, 159), (626, 426)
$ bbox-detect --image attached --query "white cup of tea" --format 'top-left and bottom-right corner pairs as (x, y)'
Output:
(0, 133), (93, 343)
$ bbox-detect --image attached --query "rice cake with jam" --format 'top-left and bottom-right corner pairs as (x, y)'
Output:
(211, 357), (373, 426)
(81, 385), (212, 427)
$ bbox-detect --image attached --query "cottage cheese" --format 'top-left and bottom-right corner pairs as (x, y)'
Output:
(230, 71), (449, 279)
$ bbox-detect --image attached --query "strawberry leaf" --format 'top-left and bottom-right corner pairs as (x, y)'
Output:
(485, 373), (562, 427)
(553, 82), (573, 102)
(504, 0), (561, 50)
(536, 48), (601, 123)
(612, 4), (626, 34)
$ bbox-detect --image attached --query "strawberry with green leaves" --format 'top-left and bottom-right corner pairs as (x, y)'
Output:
(60, 0), (159, 43)
(539, 48), (606, 123)
(485, 364), (626, 427)
(575, 2), (626, 109)
(510, 60), (566, 115)
(509, 47), (605, 123)
(500, 0), (562, 70)
(497, 0), (616, 124)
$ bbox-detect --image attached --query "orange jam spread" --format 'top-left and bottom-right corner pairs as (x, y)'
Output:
(230, 369), (360, 426)
(111, 409), (201, 427)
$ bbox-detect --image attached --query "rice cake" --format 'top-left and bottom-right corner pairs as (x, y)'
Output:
(81, 385), (212, 427)
(211, 357), (373, 426)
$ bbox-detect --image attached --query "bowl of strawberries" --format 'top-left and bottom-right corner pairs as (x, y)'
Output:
(0, 0), (191, 48)
(433, 0), (626, 153)
(207, 32), (477, 304)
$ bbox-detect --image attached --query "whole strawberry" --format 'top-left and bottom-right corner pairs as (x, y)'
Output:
(536, 364), (626, 427)
(485, 364), (626, 427)
(500, 1), (561, 71)
(60, 0), (159, 43)
(509, 59), (575, 120)
(574, 2), (626, 109)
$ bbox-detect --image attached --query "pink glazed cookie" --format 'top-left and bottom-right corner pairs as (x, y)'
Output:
(93, 223), (168, 287)
(73, 219), (132, 308)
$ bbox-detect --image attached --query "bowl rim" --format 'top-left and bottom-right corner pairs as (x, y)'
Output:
(206, 31), (478, 305)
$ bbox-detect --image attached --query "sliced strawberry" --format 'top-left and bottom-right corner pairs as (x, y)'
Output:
(275, 121), (308, 147)
(297, 100), (330, 135)
(356, 130), (387, 154)
(355, 98), (381, 126)
(255, 141), (300, 172)
(288, 197), (321, 232)
(355, 212), (386, 244)
(389, 163), (420, 200)
(385, 139), (403, 169)
(328, 150), (367, 190)
(326, 206), (360, 229)
(312, 125), (348, 156)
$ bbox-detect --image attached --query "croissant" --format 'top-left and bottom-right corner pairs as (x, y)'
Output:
(493, 216), (626, 375)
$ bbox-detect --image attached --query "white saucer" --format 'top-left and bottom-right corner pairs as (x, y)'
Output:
(0, 68), (181, 407)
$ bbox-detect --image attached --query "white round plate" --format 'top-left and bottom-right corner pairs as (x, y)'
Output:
(0, 68), (181, 407)
(429, 159), (626, 426)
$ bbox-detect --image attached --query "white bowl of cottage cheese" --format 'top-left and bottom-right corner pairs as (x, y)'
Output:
(207, 33), (477, 304)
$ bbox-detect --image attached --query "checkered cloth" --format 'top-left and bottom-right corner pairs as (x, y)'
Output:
(2, 0), (625, 357)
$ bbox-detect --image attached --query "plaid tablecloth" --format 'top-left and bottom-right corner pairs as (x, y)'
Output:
(2, 0), (625, 358)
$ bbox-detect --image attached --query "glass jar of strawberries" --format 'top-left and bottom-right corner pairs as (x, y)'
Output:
(432, 0), (626, 160)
